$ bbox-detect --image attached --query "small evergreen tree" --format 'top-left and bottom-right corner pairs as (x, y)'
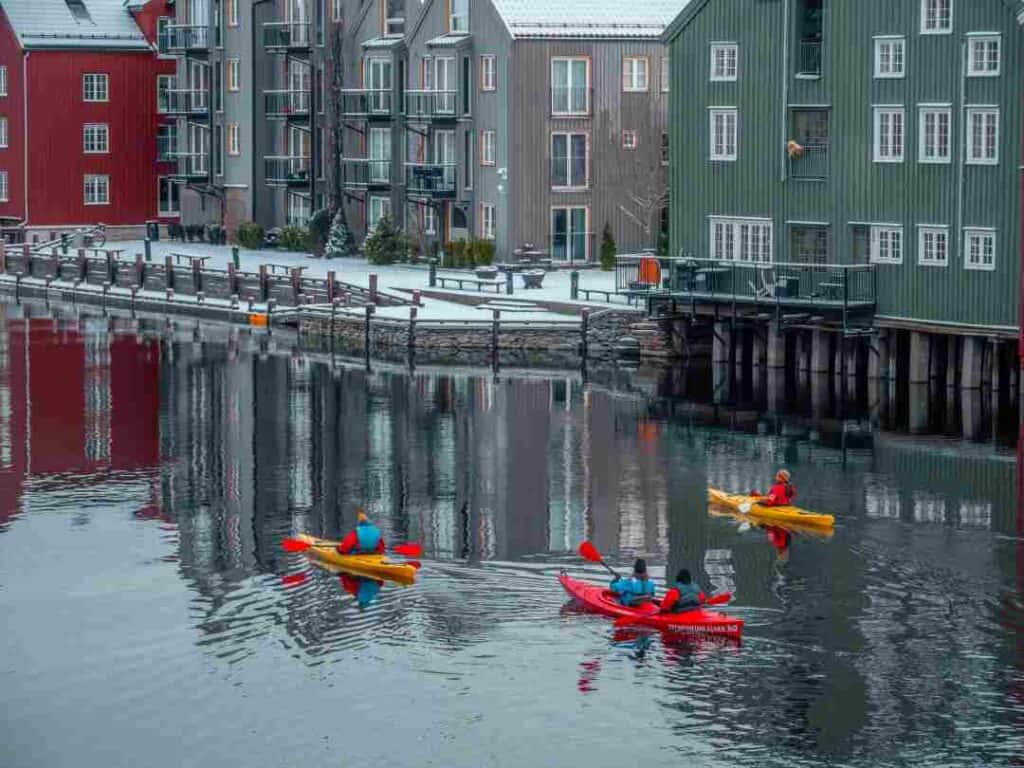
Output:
(326, 208), (354, 258)
(600, 223), (617, 271)
(364, 215), (409, 265)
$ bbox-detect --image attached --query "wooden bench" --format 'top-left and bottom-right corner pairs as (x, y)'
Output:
(436, 275), (503, 293)
(577, 288), (618, 303)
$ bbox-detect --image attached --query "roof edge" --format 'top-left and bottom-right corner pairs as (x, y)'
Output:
(662, 0), (710, 44)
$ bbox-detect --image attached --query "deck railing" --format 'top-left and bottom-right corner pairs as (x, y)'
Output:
(263, 21), (311, 51)
(264, 90), (310, 118)
(796, 40), (822, 76)
(265, 156), (311, 186)
(404, 163), (457, 196)
(789, 137), (829, 180)
(403, 90), (457, 120)
(159, 24), (209, 54)
(342, 158), (391, 187)
(341, 89), (394, 118)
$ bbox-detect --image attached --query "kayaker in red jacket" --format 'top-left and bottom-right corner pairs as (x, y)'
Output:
(659, 569), (705, 613)
(751, 469), (796, 507)
(337, 511), (386, 555)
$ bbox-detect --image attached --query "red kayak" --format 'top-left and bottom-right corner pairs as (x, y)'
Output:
(559, 572), (744, 639)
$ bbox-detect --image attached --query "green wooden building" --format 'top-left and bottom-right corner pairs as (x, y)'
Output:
(663, 0), (1023, 338)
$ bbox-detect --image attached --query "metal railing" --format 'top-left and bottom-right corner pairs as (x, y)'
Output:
(263, 22), (311, 50)
(614, 254), (674, 293)
(159, 24), (209, 54)
(168, 152), (209, 179)
(789, 137), (829, 180)
(342, 158), (391, 187)
(796, 39), (822, 77)
(404, 163), (456, 196)
(265, 155), (311, 185)
(163, 88), (210, 115)
(157, 133), (177, 161)
(340, 89), (394, 118)
(264, 90), (310, 118)
(403, 90), (457, 120)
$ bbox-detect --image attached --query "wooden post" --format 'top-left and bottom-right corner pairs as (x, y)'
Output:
(0, 241), (6, 274)
(326, 270), (336, 303)
(22, 243), (32, 278)
(409, 305), (417, 353)
(766, 322), (785, 368)
(961, 336), (983, 389)
(259, 264), (269, 301)
(165, 255), (175, 290)
(106, 250), (115, 284)
(369, 273), (378, 304)
(429, 259), (437, 287)
(135, 253), (144, 287)
(491, 309), (500, 358)
(412, 289), (421, 306)
(192, 258), (203, 293)
(580, 308), (589, 359)
(144, 237), (152, 262)
(810, 329), (829, 374)
(570, 270), (579, 300)
(909, 331), (929, 384)
(227, 262), (238, 295)
(506, 270), (513, 296)
(291, 267), (302, 304)
(364, 304), (374, 352)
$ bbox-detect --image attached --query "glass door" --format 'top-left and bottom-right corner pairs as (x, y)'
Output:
(369, 127), (390, 183)
(366, 58), (392, 115)
(289, 126), (311, 181)
(434, 130), (455, 190)
(552, 207), (588, 262)
(434, 58), (455, 115)
(288, 0), (308, 45)
(288, 60), (311, 113)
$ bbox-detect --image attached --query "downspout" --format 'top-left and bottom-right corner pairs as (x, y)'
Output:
(779, 0), (790, 263)
(22, 50), (29, 225)
(955, 41), (965, 273)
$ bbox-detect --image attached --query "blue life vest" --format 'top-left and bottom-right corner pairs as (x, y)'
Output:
(610, 576), (656, 607)
(670, 581), (702, 612)
(355, 521), (381, 553)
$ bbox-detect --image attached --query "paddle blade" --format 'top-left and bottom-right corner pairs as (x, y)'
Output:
(281, 538), (313, 553)
(578, 541), (603, 563)
(706, 592), (732, 606)
(281, 572), (308, 588)
(392, 543), (422, 557)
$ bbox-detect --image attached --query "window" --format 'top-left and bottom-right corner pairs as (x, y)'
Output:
(332, 0), (342, 22)
(227, 58), (240, 91)
(917, 226), (948, 266)
(423, 205), (436, 235)
(622, 130), (637, 150)
(449, 0), (468, 32)
(661, 132), (669, 165)
(158, 123), (176, 160)
(318, 127), (327, 179)
(480, 55), (496, 91)
(385, 0), (404, 35)
(214, 0), (222, 45)
(214, 124), (223, 175)
(0, 171), (7, 202)
(661, 56), (669, 92)
(968, 35), (999, 76)
(551, 133), (587, 188)
(157, 74), (173, 113)
(869, 226), (903, 264)
(874, 37), (905, 78)
(551, 58), (589, 116)
(0, 118), (7, 149)
(83, 73), (109, 102)
(709, 217), (772, 262)
(369, 196), (391, 230)
(921, 0), (952, 34)
(84, 174), (110, 205)
(288, 193), (312, 226)
(316, 0), (325, 44)
(158, 177), (180, 216)
(464, 131), (474, 189)
(461, 55), (470, 115)
(215, 61), (223, 111)
(873, 107), (904, 163)
(0, 66), (7, 97)
(966, 107), (998, 165)
(83, 123), (109, 153)
(481, 204), (495, 240)
(227, 0), (238, 26)
(622, 57), (649, 92)
(709, 108), (737, 161)
(919, 106), (951, 163)
(481, 130), (495, 166)
(227, 122), (239, 155)
(551, 207), (589, 262)
(964, 228), (995, 271)
(710, 43), (738, 81)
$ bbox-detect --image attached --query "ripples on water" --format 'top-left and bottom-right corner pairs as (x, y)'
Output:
(0, 314), (1021, 768)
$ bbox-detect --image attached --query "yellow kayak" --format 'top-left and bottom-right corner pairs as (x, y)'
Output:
(708, 505), (835, 539)
(295, 534), (419, 585)
(708, 488), (835, 529)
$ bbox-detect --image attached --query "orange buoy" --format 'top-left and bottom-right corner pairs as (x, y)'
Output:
(249, 313), (269, 327)
(638, 256), (661, 287)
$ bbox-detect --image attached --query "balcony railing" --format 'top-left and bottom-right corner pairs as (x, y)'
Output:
(265, 155), (311, 186)
(341, 89), (394, 118)
(343, 158), (391, 187)
(265, 90), (310, 119)
(263, 22), (311, 52)
(157, 134), (177, 162)
(796, 39), (822, 77)
(158, 24), (209, 54)
(404, 162), (457, 196)
(788, 137), (829, 180)
(162, 88), (210, 116)
(404, 90), (457, 121)
(168, 152), (209, 180)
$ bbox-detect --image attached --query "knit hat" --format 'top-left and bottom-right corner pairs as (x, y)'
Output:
(776, 469), (791, 482)
(633, 558), (647, 576)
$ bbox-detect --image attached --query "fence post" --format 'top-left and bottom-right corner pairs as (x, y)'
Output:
(369, 273), (378, 305)
(491, 309), (500, 358)
(408, 305), (417, 353)
(412, 289), (421, 306)
(580, 308), (589, 359)
(364, 304), (374, 352)
(144, 237), (152, 262)
(231, 246), (240, 270)
(135, 253), (145, 287)
(21, 243), (31, 278)
(428, 259), (437, 287)
(505, 270), (513, 296)
(227, 262), (238, 295)
(570, 270), (579, 301)
(326, 269), (336, 303)
(61, 233), (69, 255)
(291, 267), (302, 304)
(259, 264), (269, 302)
(192, 258), (203, 294)
(51, 248), (59, 279)
(0, 241), (6, 274)
(165, 255), (175, 291)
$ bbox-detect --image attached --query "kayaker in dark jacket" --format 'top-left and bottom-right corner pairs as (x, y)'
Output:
(751, 469), (796, 508)
(610, 558), (657, 606)
(659, 569), (705, 613)
(337, 510), (386, 555)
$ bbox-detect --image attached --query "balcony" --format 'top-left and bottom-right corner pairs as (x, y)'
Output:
(403, 90), (457, 122)
(158, 24), (209, 55)
(788, 137), (829, 180)
(342, 158), (391, 188)
(265, 90), (310, 120)
(157, 134), (177, 162)
(167, 152), (210, 181)
(263, 22), (311, 53)
(162, 88), (210, 117)
(796, 39), (822, 77)
(404, 163), (456, 197)
(341, 89), (394, 120)
(265, 156), (311, 187)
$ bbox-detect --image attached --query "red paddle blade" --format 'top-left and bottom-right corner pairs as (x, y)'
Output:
(281, 572), (308, 588)
(392, 543), (422, 557)
(281, 538), (313, 553)
(578, 541), (602, 563)
(706, 592), (732, 606)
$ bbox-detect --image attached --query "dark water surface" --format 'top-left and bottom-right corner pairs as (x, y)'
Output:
(1, 313), (1022, 768)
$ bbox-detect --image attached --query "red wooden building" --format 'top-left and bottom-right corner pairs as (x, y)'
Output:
(0, 0), (179, 236)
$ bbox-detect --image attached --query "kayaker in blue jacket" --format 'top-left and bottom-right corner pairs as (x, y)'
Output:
(610, 558), (657, 606)
(337, 510), (386, 555)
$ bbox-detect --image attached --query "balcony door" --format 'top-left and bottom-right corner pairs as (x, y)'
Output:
(552, 207), (588, 262)
(369, 127), (390, 183)
(288, 0), (308, 44)
(289, 126), (310, 179)
(189, 60), (209, 111)
(289, 60), (310, 113)
(189, 123), (209, 175)
(434, 130), (455, 189)
(366, 58), (392, 114)
(187, 0), (207, 27)
(433, 57), (455, 114)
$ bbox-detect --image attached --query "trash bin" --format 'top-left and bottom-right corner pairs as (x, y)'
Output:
(146, 220), (160, 241)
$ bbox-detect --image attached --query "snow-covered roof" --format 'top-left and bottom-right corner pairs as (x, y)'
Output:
(362, 35), (405, 49)
(426, 32), (471, 48)
(490, 0), (690, 39)
(1, 0), (150, 49)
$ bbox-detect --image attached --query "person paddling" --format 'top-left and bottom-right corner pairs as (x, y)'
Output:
(610, 558), (657, 607)
(659, 569), (705, 613)
(751, 469), (796, 507)
(336, 510), (386, 555)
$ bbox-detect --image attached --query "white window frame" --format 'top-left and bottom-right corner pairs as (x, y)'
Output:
(920, 0), (952, 35)
(0, 66), (7, 98)
(966, 107), (999, 165)
(709, 107), (737, 162)
(227, 0), (238, 26)
(622, 57), (649, 92)
(227, 122), (239, 155)
(873, 37), (906, 79)
(82, 73), (109, 102)
(227, 58), (240, 92)
(83, 174), (110, 206)
(480, 203), (495, 240)
(449, 0), (468, 33)
(83, 123), (110, 154)
(709, 43), (738, 82)
(967, 34), (1000, 77)
(0, 117), (7, 149)
(550, 57), (590, 117)
(661, 56), (669, 92)
(708, 216), (773, 263)
(480, 130), (495, 166)
(873, 106), (905, 163)
(156, 74), (173, 114)
(480, 55), (496, 91)
(369, 195), (391, 230)
(550, 206), (590, 262)
(332, 0), (342, 22)
(963, 228), (996, 271)
(622, 130), (638, 150)
(917, 225), (948, 267)
(918, 105), (951, 164)
(551, 132), (588, 189)
(869, 225), (903, 264)
(0, 170), (7, 201)
(158, 176), (180, 216)
(423, 205), (437, 235)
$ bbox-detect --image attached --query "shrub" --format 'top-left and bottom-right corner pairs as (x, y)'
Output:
(279, 225), (311, 252)
(308, 208), (332, 256)
(325, 208), (354, 258)
(206, 225), (225, 245)
(364, 215), (409, 265)
(474, 239), (495, 266)
(235, 221), (264, 250)
(600, 223), (617, 271)
(167, 222), (183, 241)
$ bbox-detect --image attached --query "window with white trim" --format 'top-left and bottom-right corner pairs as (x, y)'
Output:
(966, 107), (998, 165)
(423, 205), (436, 235)
(874, 37), (905, 78)
(964, 228), (995, 271)
(921, 0), (951, 34)
(709, 108), (737, 161)
(551, 58), (589, 116)
(84, 174), (110, 205)
(869, 226), (903, 264)
(449, 0), (468, 32)
(332, 0), (342, 22)
(157, 74), (173, 113)
(551, 132), (587, 188)
(622, 130), (637, 150)
(227, 0), (238, 26)
(917, 226), (948, 266)
(83, 123), (109, 153)
(227, 122), (239, 155)
(622, 57), (649, 92)
(83, 73), (109, 102)
(918, 106), (950, 163)
(0, 171), (7, 201)
(227, 58), (240, 91)
(481, 130), (495, 165)
(873, 107), (904, 163)
(0, 118), (7, 149)
(369, 196), (391, 230)
(481, 204), (495, 240)
(551, 206), (589, 262)
(0, 67), (7, 97)
(661, 56), (669, 91)
(968, 35), (1000, 76)
(709, 217), (772, 263)
(710, 43), (738, 81)
(385, 0), (404, 35)
(158, 176), (180, 216)
(480, 55), (496, 91)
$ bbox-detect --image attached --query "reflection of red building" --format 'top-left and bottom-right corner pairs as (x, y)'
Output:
(0, 317), (160, 527)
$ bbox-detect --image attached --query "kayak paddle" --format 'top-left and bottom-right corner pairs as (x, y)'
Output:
(281, 538), (423, 557)
(611, 592), (734, 628)
(578, 541), (621, 580)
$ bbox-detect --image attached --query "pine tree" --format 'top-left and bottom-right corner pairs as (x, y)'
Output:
(600, 223), (617, 271)
(326, 208), (353, 259)
(364, 215), (408, 265)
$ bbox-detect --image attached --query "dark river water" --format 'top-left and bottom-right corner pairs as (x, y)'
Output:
(1, 308), (1022, 768)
